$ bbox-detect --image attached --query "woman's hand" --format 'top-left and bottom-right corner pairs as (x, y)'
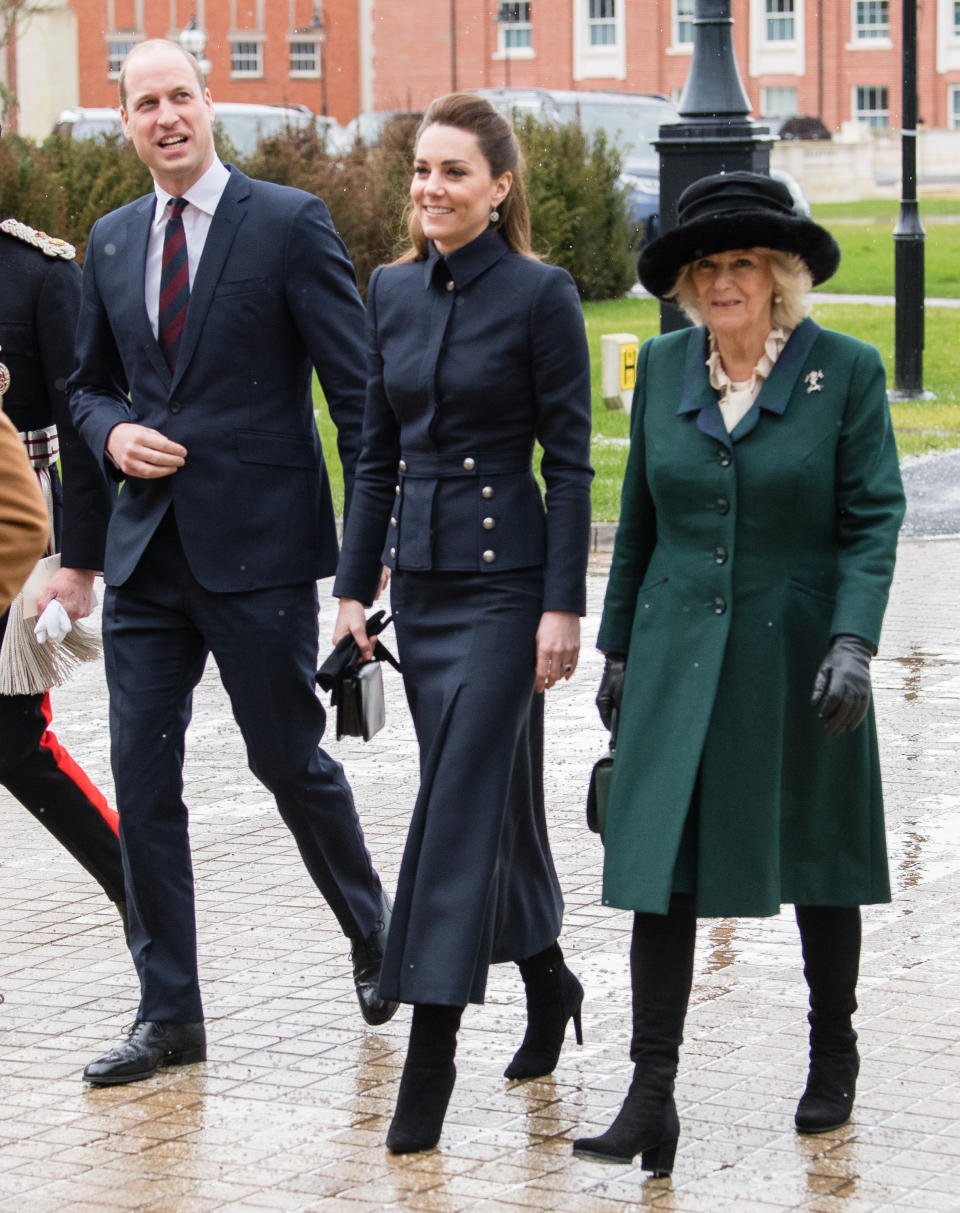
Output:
(333, 597), (375, 662)
(535, 611), (580, 693)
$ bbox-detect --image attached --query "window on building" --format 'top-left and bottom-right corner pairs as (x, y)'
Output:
(855, 85), (889, 127)
(765, 0), (796, 42)
(762, 86), (798, 117)
(108, 38), (136, 76)
(854, 1), (889, 41)
(675, 0), (695, 46)
(588, 0), (617, 47)
(231, 40), (263, 76)
(950, 86), (960, 128)
(954, 1), (960, 37)
(290, 40), (320, 76)
(498, 2), (532, 51)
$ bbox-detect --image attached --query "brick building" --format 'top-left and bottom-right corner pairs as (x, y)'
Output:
(7, 2), (960, 138)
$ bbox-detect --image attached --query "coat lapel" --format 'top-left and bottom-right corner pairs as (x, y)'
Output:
(170, 168), (250, 390)
(676, 327), (730, 450)
(755, 316), (821, 417)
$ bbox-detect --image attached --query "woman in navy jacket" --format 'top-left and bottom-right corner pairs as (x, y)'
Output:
(334, 92), (593, 1153)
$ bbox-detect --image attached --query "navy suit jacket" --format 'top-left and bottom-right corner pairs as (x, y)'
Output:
(70, 167), (367, 592)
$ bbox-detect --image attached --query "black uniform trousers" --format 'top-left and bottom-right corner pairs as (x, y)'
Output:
(101, 510), (383, 1023)
(0, 613), (124, 905)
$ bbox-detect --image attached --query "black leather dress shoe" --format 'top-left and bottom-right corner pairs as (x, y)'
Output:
(351, 889), (400, 1026)
(83, 1020), (206, 1086)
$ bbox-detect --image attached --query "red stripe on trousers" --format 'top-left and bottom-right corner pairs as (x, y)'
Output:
(38, 693), (119, 837)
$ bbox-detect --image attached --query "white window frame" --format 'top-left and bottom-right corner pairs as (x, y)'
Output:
(936, 0), (960, 72)
(230, 38), (264, 78)
(761, 85), (798, 118)
(495, 2), (535, 60)
(587, 0), (616, 47)
(106, 35), (138, 78)
(853, 84), (890, 127)
(949, 84), (960, 127)
(288, 38), (321, 78)
(749, 0), (804, 77)
(572, 0), (625, 80)
(667, 0), (694, 55)
(765, 0), (796, 43)
(848, 0), (893, 49)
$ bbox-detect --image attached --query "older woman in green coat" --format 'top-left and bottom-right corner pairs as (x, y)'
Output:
(573, 173), (905, 1174)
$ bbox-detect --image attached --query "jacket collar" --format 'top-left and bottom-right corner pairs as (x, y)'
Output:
(677, 316), (822, 448)
(422, 226), (510, 290)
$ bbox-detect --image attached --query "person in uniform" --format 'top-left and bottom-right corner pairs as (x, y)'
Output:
(0, 409), (48, 612)
(571, 172), (905, 1172)
(70, 39), (396, 1087)
(0, 202), (125, 929)
(334, 92), (593, 1154)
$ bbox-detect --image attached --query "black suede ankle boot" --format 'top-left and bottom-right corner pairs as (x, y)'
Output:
(386, 1003), (464, 1154)
(504, 942), (584, 1080)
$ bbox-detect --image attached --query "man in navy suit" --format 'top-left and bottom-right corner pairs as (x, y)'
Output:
(70, 38), (396, 1086)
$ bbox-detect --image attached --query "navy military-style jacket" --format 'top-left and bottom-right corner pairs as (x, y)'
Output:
(334, 228), (593, 614)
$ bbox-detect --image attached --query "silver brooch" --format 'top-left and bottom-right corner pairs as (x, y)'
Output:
(804, 369), (824, 394)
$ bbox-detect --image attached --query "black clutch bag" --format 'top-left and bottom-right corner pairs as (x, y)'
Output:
(586, 708), (618, 839)
(317, 610), (400, 742)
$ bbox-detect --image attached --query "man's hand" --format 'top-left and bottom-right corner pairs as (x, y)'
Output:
(106, 423), (186, 478)
(37, 566), (97, 622)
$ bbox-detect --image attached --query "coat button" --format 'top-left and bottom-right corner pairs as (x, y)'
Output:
(446, 280), (455, 292)
(170, 400), (182, 413)
(482, 549), (496, 563)
(390, 516), (398, 528)
(395, 484), (401, 496)
(718, 450), (732, 467)
(713, 546), (728, 564)
(482, 516), (495, 530)
(399, 460), (407, 472)
(481, 485), (494, 499)
(715, 496), (730, 515)
(462, 456), (475, 471)
(712, 596), (727, 614)
(389, 547), (396, 559)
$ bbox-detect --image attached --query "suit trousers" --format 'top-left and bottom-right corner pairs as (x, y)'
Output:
(101, 510), (383, 1023)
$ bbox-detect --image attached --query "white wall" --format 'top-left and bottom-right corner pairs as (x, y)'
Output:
(12, 1), (79, 140)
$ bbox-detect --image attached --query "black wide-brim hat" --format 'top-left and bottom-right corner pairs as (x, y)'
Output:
(638, 170), (840, 299)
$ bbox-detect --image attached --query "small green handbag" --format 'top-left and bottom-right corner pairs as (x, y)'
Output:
(586, 709), (618, 840)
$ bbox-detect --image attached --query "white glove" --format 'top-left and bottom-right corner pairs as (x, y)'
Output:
(34, 600), (72, 645)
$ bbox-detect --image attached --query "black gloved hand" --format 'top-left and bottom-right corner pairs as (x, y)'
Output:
(596, 653), (626, 731)
(810, 634), (875, 736)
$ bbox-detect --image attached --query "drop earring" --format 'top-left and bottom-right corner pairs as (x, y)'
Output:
(490, 207), (500, 223)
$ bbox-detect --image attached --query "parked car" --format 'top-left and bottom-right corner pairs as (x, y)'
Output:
(52, 102), (337, 156)
(339, 109), (423, 149)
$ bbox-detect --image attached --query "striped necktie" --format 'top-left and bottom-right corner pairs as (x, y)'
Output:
(158, 196), (190, 371)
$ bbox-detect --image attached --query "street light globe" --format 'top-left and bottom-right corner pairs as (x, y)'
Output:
(179, 17), (207, 60)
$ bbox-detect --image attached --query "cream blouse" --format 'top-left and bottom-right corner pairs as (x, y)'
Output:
(707, 327), (791, 433)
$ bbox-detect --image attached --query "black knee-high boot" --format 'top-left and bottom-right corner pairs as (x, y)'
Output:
(386, 1003), (464, 1154)
(573, 895), (696, 1174)
(794, 904), (861, 1134)
(504, 941), (584, 1080)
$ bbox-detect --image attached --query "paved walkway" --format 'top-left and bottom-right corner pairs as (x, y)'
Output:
(1, 538), (959, 1212)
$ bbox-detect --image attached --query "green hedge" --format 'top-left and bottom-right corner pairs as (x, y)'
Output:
(0, 115), (634, 300)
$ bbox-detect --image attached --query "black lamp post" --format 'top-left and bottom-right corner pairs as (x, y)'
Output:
(309, 11), (327, 117)
(654, 0), (774, 331)
(891, 0), (933, 400)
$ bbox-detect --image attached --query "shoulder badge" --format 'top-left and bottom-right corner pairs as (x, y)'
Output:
(0, 217), (76, 260)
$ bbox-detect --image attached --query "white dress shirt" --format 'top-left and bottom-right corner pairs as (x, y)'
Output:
(144, 157), (231, 339)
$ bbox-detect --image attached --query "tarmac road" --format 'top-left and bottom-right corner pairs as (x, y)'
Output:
(901, 449), (960, 538)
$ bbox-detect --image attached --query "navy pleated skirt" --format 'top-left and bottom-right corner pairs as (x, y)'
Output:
(378, 567), (564, 1006)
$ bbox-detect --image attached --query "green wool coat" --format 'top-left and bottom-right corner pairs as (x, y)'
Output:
(597, 318), (906, 918)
